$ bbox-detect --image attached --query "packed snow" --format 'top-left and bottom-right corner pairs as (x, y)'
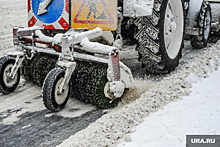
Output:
(123, 0), (154, 17)
(118, 68), (220, 147)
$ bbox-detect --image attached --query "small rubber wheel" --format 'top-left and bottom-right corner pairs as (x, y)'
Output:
(0, 56), (20, 94)
(42, 68), (69, 112)
(190, 1), (211, 49)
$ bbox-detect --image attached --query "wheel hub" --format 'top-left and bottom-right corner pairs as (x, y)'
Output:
(204, 11), (211, 40)
(3, 64), (18, 87)
(104, 81), (125, 99)
(55, 78), (69, 105)
(164, 0), (184, 59)
(165, 8), (176, 38)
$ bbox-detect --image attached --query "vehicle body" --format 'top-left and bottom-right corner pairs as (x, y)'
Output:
(208, 0), (220, 32)
(185, 0), (220, 47)
(186, 0), (220, 33)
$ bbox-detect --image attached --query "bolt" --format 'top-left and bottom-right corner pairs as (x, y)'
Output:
(171, 17), (175, 22)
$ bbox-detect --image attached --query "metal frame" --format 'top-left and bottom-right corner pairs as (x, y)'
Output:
(9, 26), (135, 99)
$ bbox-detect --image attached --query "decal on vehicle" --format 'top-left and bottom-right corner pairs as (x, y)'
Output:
(28, 0), (69, 30)
(72, 0), (117, 31)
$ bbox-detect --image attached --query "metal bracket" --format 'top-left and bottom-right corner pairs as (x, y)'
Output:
(7, 51), (25, 79)
(105, 48), (125, 99)
(110, 48), (120, 81)
(57, 35), (76, 94)
(59, 35), (74, 61)
(57, 60), (76, 94)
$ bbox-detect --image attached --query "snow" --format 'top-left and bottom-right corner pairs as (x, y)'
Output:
(70, 27), (103, 45)
(0, 0), (27, 56)
(80, 37), (115, 54)
(0, 85), (45, 125)
(123, 0), (154, 17)
(118, 69), (220, 147)
(113, 38), (123, 50)
(134, 0), (154, 17)
(35, 29), (53, 42)
(1, 0), (220, 146)
(58, 42), (220, 147)
(0, 84), (97, 125)
(17, 26), (42, 32)
(109, 81), (125, 98)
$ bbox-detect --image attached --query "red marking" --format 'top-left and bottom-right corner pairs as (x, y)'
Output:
(28, 0), (69, 30)
(21, 37), (61, 52)
(58, 17), (69, 30)
(74, 0), (114, 24)
(28, 16), (37, 27)
(42, 24), (56, 29)
(66, 0), (69, 13)
(54, 45), (62, 52)
(111, 50), (120, 81)
(28, 0), (31, 12)
(13, 27), (19, 45)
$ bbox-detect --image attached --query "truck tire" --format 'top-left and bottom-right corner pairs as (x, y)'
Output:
(134, 0), (184, 74)
(42, 68), (69, 112)
(191, 1), (211, 49)
(0, 56), (20, 94)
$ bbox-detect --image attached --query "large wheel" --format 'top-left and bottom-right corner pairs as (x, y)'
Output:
(191, 1), (211, 49)
(0, 56), (20, 94)
(134, 0), (184, 74)
(42, 68), (69, 112)
(70, 61), (121, 109)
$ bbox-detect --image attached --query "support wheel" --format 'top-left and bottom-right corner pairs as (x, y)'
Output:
(191, 1), (211, 49)
(134, 0), (184, 74)
(0, 56), (20, 94)
(42, 68), (69, 112)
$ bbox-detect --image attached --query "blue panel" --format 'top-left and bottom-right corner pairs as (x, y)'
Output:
(32, 0), (64, 24)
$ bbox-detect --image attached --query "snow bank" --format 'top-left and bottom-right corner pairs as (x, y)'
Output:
(58, 42), (220, 147)
(118, 65), (220, 147)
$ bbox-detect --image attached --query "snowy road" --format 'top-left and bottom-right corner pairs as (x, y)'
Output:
(118, 69), (220, 147)
(1, 0), (220, 147)
(0, 85), (105, 147)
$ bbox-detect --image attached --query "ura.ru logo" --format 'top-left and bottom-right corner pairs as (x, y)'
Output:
(191, 138), (215, 144)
